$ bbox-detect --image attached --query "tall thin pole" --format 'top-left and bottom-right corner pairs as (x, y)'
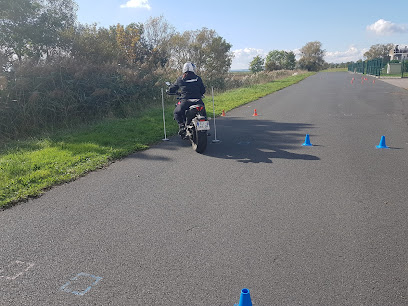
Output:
(161, 88), (169, 141)
(211, 86), (220, 143)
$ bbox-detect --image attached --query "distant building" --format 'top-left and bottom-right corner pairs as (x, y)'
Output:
(389, 45), (408, 61)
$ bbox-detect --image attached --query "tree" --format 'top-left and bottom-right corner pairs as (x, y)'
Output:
(168, 28), (233, 82)
(0, 0), (77, 63)
(265, 50), (285, 71)
(0, 50), (9, 71)
(143, 16), (175, 67)
(364, 43), (394, 63)
(284, 51), (296, 70)
(68, 24), (118, 64)
(249, 55), (264, 73)
(32, 0), (77, 60)
(265, 50), (297, 71)
(193, 28), (232, 79)
(0, 0), (40, 62)
(298, 41), (326, 71)
(115, 23), (144, 66)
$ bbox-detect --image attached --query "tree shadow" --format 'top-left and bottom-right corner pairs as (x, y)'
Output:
(204, 117), (320, 164)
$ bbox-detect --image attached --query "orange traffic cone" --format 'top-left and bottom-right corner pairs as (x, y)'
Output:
(221, 109), (226, 116)
(253, 109), (258, 116)
(373, 79), (375, 84)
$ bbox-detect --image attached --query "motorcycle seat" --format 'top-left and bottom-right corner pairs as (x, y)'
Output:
(188, 104), (203, 109)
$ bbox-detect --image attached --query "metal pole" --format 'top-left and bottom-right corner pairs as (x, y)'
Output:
(211, 86), (220, 143)
(161, 88), (169, 141)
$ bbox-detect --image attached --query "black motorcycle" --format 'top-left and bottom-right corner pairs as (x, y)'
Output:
(166, 82), (209, 153)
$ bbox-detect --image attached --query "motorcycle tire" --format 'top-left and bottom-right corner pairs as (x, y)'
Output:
(191, 128), (207, 153)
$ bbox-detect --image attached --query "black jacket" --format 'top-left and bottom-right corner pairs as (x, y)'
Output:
(169, 72), (206, 99)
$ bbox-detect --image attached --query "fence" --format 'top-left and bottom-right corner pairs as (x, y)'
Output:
(348, 58), (408, 78)
(348, 58), (384, 76)
(402, 59), (408, 78)
(348, 61), (365, 74)
(365, 58), (383, 76)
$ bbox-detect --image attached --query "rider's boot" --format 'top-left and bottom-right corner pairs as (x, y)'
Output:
(178, 123), (186, 138)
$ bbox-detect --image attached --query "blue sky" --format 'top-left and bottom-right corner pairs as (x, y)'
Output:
(74, 0), (408, 69)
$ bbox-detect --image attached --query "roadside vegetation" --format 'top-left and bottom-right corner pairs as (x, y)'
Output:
(0, 2), (234, 142)
(0, 0), (318, 208)
(321, 68), (348, 72)
(0, 72), (314, 208)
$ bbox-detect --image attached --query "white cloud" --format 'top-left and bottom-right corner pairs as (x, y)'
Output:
(120, 0), (151, 9)
(325, 46), (368, 63)
(231, 48), (267, 70)
(367, 19), (407, 36)
(292, 48), (301, 59)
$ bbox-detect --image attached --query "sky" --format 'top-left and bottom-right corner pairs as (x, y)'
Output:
(74, 0), (408, 70)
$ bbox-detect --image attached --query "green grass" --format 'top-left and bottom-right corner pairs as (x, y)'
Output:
(0, 72), (314, 208)
(380, 74), (404, 78)
(203, 72), (315, 115)
(321, 68), (348, 72)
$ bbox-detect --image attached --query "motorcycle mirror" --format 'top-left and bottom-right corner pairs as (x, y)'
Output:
(165, 82), (171, 86)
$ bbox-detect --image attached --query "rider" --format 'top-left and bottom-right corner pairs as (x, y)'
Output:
(168, 62), (206, 136)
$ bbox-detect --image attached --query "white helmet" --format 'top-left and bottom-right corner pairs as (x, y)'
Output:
(182, 62), (196, 73)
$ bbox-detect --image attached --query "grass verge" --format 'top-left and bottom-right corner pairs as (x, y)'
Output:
(0, 72), (314, 208)
(321, 68), (348, 72)
(204, 72), (315, 115)
(380, 74), (404, 78)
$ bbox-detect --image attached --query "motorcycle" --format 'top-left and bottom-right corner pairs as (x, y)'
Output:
(166, 82), (210, 153)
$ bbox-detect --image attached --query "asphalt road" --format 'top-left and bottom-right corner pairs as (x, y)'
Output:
(1, 72), (408, 305)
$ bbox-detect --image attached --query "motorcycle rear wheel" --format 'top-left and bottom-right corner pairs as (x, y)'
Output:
(191, 128), (207, 153)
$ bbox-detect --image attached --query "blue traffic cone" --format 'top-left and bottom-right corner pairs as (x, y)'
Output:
(234, 288), (252, 306)
(376, 136), (389, 149)
(302, 134), (313, 146)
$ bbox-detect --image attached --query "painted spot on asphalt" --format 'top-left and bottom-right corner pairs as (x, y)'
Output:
(0, 261), (34, 280)
(60, 272), (102, 296)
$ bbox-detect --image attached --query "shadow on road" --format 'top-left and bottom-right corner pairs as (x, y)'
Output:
(205, 117), (320, 164)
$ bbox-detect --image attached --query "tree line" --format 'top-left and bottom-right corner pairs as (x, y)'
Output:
(249, 41), (326, 73)
(0, 0), (233, 78)
(249, 42), (398, 73)
(0, 0), (234, 140)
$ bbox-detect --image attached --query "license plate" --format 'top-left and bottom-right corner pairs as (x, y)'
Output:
(196, 121), (210, 131)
